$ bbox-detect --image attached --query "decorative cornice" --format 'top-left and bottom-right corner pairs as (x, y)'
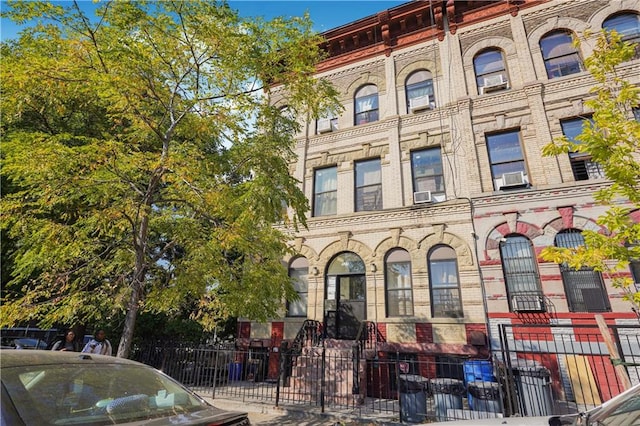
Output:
(471, 180), (614, 208)
(305, 144), (390, 170)
(306, 117), (398, 147)
(471, 88), (528, 109)
(318, 58), (386, 81)
(303, 201), (472, 232)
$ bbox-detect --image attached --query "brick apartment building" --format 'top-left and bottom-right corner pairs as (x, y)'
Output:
(235, 0), (640, 379)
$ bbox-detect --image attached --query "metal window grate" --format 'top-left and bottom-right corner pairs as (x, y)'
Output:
(556, 230), (610, 312)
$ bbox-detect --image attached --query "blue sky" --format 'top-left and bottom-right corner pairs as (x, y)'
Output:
(1, 0), (408, 41)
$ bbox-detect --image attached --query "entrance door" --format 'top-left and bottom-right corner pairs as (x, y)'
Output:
(324, 252), (367, 340)
(337, 275), (366, 339)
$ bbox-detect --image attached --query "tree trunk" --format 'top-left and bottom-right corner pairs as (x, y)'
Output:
(117, 281), (140, 358)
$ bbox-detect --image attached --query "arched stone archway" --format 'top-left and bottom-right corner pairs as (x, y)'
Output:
(418, 228), (474, 268)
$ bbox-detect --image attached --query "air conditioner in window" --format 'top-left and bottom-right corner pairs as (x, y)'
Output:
(511, 294), (546, 312)
(413, 191), (432, 204)
(317, 118), (332, 134)
(480, 74), (509, 94)
(409, 96), (434, 113)
(500, 171), (526, 188)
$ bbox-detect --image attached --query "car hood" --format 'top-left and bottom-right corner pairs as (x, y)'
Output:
(85, 407), (248, 426)
(428, 415), (574, 426)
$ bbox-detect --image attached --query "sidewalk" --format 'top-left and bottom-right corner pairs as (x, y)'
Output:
(198, 394), (405, 426)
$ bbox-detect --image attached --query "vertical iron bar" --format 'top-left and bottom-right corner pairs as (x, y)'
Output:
(321, 344), (326, 413)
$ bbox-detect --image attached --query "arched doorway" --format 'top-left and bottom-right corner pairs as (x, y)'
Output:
(324, 252), (367, 339)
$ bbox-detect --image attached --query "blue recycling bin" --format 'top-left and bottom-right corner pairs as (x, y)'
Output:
(464, 359), (496, 409)
(431, 378), (465, 421)
(228, 362), (242, 381)
(463, 360), (494, 384)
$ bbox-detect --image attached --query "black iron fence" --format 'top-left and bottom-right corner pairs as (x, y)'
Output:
(130, 323), (640, 423)
(497, 323), (640, 416)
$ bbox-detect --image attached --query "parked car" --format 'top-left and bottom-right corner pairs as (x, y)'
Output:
(429, 381), (640, 425)
(0, 336), (49, 350)
(0, 350), (250, 425)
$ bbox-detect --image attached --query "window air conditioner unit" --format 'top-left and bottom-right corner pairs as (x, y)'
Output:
(317, 118), (332, 134)
(500, 171), (526, 188)
(480, 74), (509, 94)
(511, 294), (546, 312)
(409, 96), (433, 113)
(413, 191), (432, 204)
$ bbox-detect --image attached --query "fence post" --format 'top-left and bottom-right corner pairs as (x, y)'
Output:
(595, 315), (632, 390)
(352, 344), (360, 395)
(276, 342), (286, 408)
(321, 344), (326, 413)
(396, 351), (403, 423)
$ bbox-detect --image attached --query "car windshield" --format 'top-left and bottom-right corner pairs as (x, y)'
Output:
(2, 362), (209, 425)
(586, 384), (640, 425)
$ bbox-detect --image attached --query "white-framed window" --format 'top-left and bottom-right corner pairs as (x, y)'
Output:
(287, 257), (308, 317)
(474, 49), (509, 95)
(355, 159), (382, 212)
(540, 30), (584, 79)
(354, 84), (379, 125)
(411, 148), (445, 203)
(428, 245), (462, 318)
(405, 70), (434, 112)
(313, 166), (337, 216)
(385, 248), (414, 317)
(486, 130), (528, 190)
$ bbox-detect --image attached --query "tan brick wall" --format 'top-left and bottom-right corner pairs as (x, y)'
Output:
(261, 0), (640, 346)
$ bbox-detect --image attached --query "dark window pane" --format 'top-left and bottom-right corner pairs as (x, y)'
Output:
(555, 229), (610, 312)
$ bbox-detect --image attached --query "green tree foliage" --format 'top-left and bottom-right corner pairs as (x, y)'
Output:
(1, 0), (341, 357)
(541, 30), (640, 314)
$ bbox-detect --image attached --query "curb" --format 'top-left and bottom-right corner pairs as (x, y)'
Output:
(202, 395), (405, 425)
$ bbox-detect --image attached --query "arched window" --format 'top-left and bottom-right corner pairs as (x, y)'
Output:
(428, 245), (462, 318)
(555, 229), (610, 312)
(474, 49), (509, 95)
(354, 84), (379, 125)
(499, 235), (543, 312)
(603, 13), (640, 42)
(603, 13), (640, 59)
(405, 70), (434, 113)
(385, 249), (413, 317)
(287, 257), (308, 317)
(540, 30), (584, 79)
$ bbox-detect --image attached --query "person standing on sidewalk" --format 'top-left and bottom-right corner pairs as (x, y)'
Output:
(51, 329), (81, 352)
(81, 329), (112, 355)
